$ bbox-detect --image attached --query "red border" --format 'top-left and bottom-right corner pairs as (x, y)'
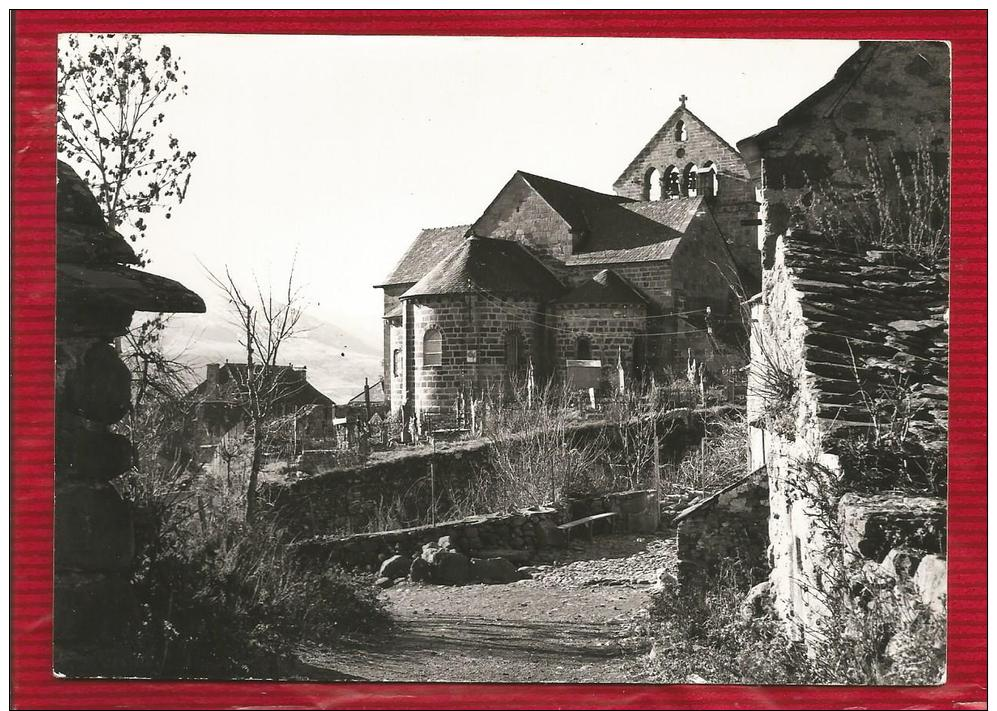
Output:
(11, 10), (986, 710)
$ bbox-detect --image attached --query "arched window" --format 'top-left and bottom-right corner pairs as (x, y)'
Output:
(682, 163), (698, 197)
(664, 166), (681, 197)
(575, 336), (592, 360)
(423, 329), (442, 366)
(699, 161), (719, 199)
(505, 330), (524, 374)
(392, 349), (401, 377)
(674, 120), (688, 142)
(645, 167), (663, 201)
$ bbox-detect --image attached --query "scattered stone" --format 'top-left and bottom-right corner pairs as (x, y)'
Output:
(914, 554), (947, 615)
(880, 548), (921, 581)
(409, 556), (431, 583)
(469, 557), (521, 584)
(379, 554), (410, 580)
(739, 580), (773, 622)
(422, 546), (471, 585)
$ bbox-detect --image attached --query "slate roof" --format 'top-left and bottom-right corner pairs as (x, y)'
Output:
(401, 235), (565, 299)
(517, 171), (695, 255)
(552, 269), (651, 306)
(564, 240), (682, 266)
(782, 232), (948, 444)
(189, 363), (336, 408)
(377, 224), (471, 287)
(57, 160), (205, 314)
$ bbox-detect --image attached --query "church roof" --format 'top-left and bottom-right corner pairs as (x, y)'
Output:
(401, 235), (564, 299)
(514, 171), (696, 254)
(563, 239), (682, 266)
(552, 269), (650, 306)
(376, 224), (471, 287)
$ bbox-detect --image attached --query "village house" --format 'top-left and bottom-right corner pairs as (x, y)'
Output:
(376, 99), (760, 425)
(736, 41), (950, 643)
(188, 362), (338, 455)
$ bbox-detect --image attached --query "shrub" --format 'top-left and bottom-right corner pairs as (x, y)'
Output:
(637, 562), (945, 685)
(130, 517), (391, 679)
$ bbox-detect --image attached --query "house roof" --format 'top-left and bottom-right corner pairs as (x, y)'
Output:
(189, 363), (336, 408)
(377, 224), (471, 287)
(552, 269), (651, 307)
(781, 232), (948, 443)
(401, 235), (565, 299)
(57, 160), (204, 315)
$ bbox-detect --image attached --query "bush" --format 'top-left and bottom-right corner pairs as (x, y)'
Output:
(130, 517), (391, 679)
(636, 563), (945, 685)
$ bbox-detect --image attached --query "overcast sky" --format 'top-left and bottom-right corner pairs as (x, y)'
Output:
(76, 35), (859, 350)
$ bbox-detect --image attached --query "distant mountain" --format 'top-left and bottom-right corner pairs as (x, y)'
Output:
(161, 307), (383, 404)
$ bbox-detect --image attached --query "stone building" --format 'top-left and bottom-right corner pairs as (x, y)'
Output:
(376, 100), (759, 423)
(736, 41), (950, 644)
(188, 362), (337, 451)
(54, 160), (205, 674)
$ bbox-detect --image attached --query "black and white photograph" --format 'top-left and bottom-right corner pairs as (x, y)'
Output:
(53, 33), (950, 684)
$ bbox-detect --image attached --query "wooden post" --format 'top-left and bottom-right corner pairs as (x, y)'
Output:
(429, 436), (437, 526)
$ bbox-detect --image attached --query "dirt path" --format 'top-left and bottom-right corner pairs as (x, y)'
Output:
(304, 534), (674, 683)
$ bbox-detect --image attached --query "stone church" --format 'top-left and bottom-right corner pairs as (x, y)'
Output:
(376, 99), (760, 423)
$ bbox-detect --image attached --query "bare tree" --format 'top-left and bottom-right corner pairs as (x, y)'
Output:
(207, 264), (307, 522)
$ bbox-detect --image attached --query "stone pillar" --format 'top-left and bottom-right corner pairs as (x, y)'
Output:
(53, 160), (204, 676)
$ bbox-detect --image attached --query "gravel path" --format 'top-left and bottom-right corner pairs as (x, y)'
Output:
(304, 534), (675, 683)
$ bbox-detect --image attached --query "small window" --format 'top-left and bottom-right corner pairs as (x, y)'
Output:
(575, 336), (592, 360)
(505, 330), (524, 374)
(392, 349), (401, 377)
(675, 120), (688, 142)
(423, 329), (442, 366)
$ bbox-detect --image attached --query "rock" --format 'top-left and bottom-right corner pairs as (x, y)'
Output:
(438, 535), (455, 550)
(535, 520), (568, 548)
(375, 576), (394, 589)
(739, 581), (773, 622)
(422, 546), (471, 585)
(470, 557), (521, 584)
(914, 554), (947, 615)
(378, 554), (410, 580)
(880, 548), (921, 581)
(409, 556), (431, 583)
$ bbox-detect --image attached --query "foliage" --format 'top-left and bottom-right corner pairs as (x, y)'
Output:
(803, 139), (949, 263)
(669, 408), (747, 494)
(483, 380), (610, 508)
(636, 562), (945, 685)
(58, 33), (196, 258)
(130, 517), (390, 679)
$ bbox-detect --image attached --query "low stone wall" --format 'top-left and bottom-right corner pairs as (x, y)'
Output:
(268, 406), (731, 538)
(293, 506), (567, 573)
(293, 487), (684, 573)
(675, 467), (769, 589)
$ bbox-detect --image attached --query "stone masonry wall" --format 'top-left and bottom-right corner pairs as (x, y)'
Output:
(613, 106), (758, 276)
(550, 302), (646, 386)
(676, 467), (770, 589)
(410, 294), (543, 425)
(474, 175), (574, 260)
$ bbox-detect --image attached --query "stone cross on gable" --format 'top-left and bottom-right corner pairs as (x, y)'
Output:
(679, 94), (688, 107)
